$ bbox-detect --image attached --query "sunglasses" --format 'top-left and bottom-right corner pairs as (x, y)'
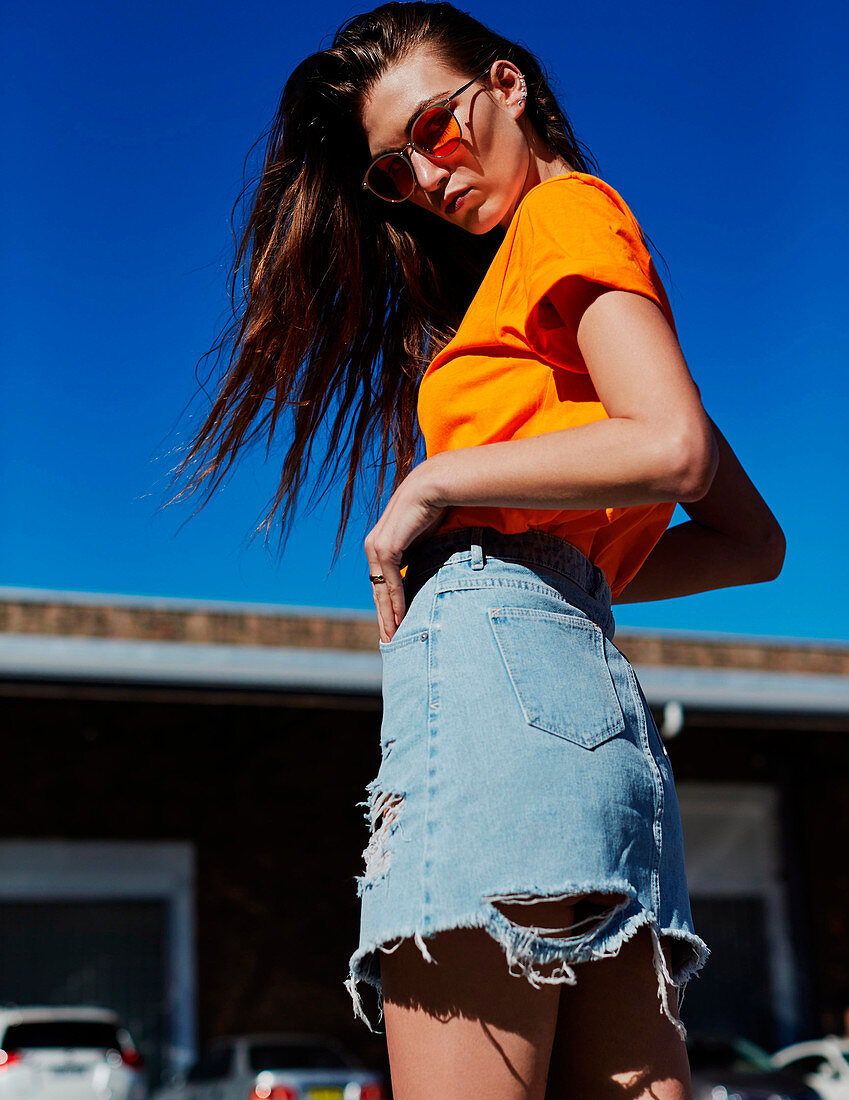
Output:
(362, 68), (491, 202)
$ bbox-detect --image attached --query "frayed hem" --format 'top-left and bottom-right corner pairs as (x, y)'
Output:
(344, 893), (710, 1039)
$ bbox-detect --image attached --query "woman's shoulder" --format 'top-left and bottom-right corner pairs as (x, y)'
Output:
(506, 171), (652, 274)
(501, 169), (671, 332)
(514, 171), (641, 233)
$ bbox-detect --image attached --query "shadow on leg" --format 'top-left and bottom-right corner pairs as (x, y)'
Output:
(380, 922), (567, 1100)
(546, 925), (693, 1100)
(380, 893), (634, 1100)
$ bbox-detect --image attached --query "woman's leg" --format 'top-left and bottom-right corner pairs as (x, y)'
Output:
(546, 925), (693, 1100)
(380, 922), (564, 1100)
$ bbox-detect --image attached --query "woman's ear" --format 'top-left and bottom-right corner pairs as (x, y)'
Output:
(492, 61), (527, 117)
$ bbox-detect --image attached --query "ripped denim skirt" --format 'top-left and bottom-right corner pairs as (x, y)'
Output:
(345, 525), (710, 1039)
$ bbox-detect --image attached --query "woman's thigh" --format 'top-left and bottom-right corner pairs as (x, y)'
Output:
(546, 926), (693, 1100)
(380, 925), (562, 1100)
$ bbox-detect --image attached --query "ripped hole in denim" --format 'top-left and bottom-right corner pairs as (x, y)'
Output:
(355, 783), (405, 897)
(482, 889), (688, 1041)
(486, 890), (630, 952)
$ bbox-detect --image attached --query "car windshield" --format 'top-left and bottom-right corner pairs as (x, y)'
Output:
(249, 1043), (348, 1071)
(687, 1036), (775, 1073)
(2, 1021), (120, 1049)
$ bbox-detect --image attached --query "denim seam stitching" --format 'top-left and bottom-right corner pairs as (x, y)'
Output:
(377, 630), (428, 654)
(419, 578), (441, 935)
(433, 577), (612, 634)
(623, 660), (665, 917)
(437, 577), (593, 595)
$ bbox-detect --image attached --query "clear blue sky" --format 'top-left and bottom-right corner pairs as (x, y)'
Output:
(1, 0), (846, 642)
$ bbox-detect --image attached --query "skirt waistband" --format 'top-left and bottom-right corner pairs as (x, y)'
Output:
(401, 525), (612, 611)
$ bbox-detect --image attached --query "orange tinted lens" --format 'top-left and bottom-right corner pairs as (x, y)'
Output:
(367, 153), (415, 200)
(411, 106), (462, 156)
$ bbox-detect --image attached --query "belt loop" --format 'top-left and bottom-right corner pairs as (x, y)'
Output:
(470, 526), (485, 570)
(595, 564), (611, 608)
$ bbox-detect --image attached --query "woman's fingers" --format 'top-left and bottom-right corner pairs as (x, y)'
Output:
(367, 561), (389, 641)
(364, 468), (444, 643)
(368, 560), (405, 642)
(366, 528), (408, 643)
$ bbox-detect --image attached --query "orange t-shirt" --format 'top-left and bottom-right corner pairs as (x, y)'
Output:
(417, 171), (684, 600)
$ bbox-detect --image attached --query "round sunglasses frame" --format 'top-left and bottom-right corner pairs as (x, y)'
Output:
(362, 67), (491, 202)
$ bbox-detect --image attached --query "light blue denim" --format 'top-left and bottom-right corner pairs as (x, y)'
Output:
(345, 525), (710, 1038)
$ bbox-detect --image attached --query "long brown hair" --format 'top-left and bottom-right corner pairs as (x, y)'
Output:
(171, 1), (600, 561)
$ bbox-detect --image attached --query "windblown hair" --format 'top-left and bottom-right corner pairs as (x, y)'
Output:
(172, 1), (600, 560)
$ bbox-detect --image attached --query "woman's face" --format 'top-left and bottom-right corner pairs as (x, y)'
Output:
(360, 49), (540, 234)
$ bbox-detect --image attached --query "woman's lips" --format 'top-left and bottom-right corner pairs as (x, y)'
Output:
(446, 187), (472, 214)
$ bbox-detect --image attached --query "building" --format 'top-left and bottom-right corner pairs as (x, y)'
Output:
(0, 586), (847, 1087)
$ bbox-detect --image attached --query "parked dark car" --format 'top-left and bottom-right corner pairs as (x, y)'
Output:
(687, 1031), (821, 1100)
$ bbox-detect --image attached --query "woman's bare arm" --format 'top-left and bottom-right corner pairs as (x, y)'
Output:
(373, 289), (739, 638)
(426, 290), (719, 511)
(613, 416), (786, 603)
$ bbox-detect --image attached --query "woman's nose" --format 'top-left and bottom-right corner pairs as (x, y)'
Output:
(409, 148), (451, 193)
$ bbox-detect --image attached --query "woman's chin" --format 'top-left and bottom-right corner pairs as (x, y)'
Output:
(453, 196), (503, 235)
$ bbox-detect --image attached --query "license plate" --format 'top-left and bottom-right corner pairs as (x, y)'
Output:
(307, 1089), (343, 1100)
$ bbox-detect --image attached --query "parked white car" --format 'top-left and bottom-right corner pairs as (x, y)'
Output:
(0, 1005), (147, 1100)
(153, 1032), (385, 1100)
(772, 1036), (849, 1100)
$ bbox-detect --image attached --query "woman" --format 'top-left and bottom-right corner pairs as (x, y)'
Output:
(176, 3), (785, 1097)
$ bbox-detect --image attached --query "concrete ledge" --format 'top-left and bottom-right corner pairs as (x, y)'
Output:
(1, 632), (847, 714)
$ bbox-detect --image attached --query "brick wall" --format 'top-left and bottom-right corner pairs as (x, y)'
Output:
(3, 594), (848, 675)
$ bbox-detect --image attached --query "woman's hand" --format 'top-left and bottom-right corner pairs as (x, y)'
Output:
(364, 460), (448, 643)
(613, 415), (785, 604)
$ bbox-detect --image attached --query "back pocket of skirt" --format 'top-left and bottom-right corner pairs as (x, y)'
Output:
(488, 607), (625, 750)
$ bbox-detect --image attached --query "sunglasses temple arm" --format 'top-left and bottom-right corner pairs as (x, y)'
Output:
(457, 67), (492, 98)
